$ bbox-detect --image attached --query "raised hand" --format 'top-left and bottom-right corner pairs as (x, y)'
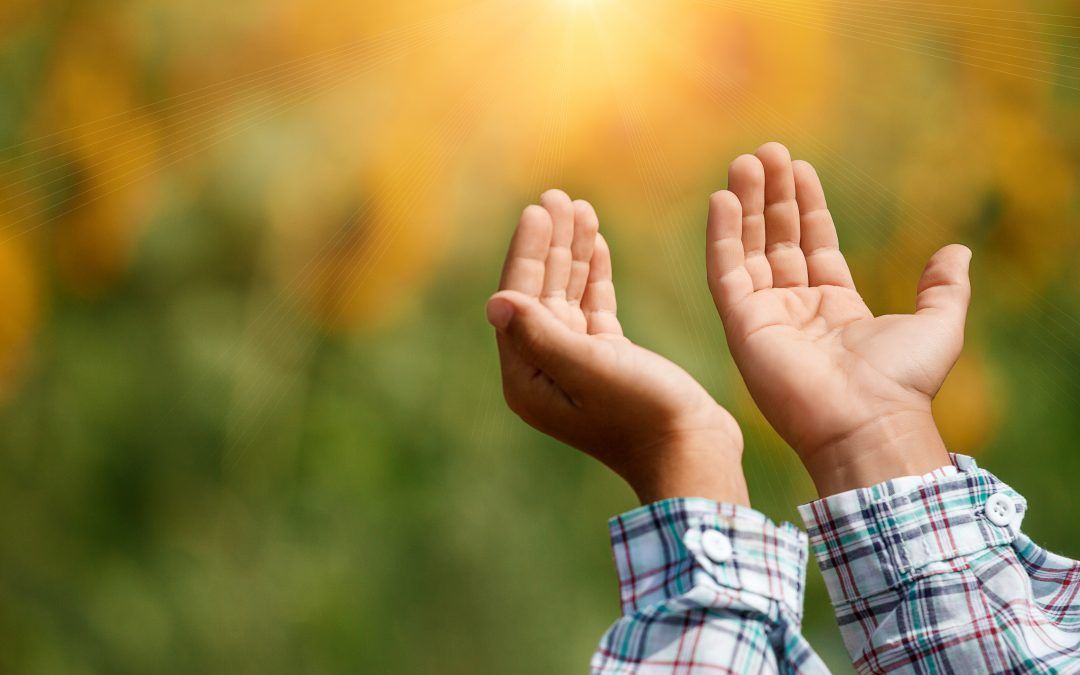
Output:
(706, 143), (970, 496)
(488, 189), (748, 506)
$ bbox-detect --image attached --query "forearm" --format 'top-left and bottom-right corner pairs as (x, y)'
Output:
(618, 432), (749, 507)
(799, 410), (951, 497)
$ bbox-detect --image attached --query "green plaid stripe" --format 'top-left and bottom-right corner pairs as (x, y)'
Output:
(799, 454), (1080, 674)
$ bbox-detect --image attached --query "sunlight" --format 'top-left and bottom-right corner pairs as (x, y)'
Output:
(532, 0), (688, 114)
(552, 0), (615, 10)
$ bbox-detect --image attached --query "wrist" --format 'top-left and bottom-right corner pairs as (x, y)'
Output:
(800, 409), (951, 497)
(622, 429), (750, 507)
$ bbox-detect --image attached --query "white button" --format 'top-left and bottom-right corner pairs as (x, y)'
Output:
(701, 530), (733, 563)
(985, 493), (1016, 527)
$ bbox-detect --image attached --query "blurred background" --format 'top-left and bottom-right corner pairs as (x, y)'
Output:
(0, 0), (1077, 671)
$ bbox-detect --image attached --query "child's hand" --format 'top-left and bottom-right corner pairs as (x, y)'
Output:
(488, 190), (748, 506)
(706, 143), (969, 496)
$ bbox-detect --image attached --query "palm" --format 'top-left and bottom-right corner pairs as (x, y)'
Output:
(707, 145), (971, 458)
(583, 336), (721, 430)
(490, 190), (737, 467)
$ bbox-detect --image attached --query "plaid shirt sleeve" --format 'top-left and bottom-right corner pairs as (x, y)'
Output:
(591, 498), (831, 674)
(799, 453), (1080, 674)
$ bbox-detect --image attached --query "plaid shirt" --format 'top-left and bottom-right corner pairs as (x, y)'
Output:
(592, 455), (1080, 673)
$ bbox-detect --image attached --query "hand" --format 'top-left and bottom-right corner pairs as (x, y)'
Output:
(488, 189), (748, 506)
(706, 143), (970, 496)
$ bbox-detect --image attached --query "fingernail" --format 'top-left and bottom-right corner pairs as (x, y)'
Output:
(486, 298), (514, 330)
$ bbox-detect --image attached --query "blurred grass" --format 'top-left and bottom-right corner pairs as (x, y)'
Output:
(0, 0), (1078, 672)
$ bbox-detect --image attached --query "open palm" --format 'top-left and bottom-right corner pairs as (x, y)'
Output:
(487, 190), (742, 499)
(706, 144), (972, 465)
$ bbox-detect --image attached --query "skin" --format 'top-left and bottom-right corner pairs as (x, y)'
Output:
(486, 189), (749, 506)
(707, 142), (970, 496)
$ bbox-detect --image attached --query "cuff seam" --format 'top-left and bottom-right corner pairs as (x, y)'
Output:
(609, 498), (808, 617)
(800, 456), (1026, 603)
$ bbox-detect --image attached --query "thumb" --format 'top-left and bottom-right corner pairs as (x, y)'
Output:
(915, 244), (972, 329)
(486, 290), (598, 385)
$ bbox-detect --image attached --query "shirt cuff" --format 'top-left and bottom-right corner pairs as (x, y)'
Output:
(798, 453), (1027, 604)
(609, 498), (808, 623)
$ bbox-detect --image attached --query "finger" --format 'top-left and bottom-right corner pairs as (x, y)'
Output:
(581, 234), (623, 337)
(539, 190), (575, 317)
(756, 142), (808, 288)
(706, 190), (754, 315)
(727, 153), (772, 290)
(793, 160), (855, 289)
(486, 290), (600, 387)
(566, 200), (600, 318)
(499, 205), (553, 296)
(915, 245), (972, 331)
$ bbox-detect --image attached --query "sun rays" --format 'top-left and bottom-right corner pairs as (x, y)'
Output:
(0, 0), (1076, 453)
(0, 5), (1077, 667)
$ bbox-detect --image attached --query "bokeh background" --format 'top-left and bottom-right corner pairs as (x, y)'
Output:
(0, 0), (1077, 671)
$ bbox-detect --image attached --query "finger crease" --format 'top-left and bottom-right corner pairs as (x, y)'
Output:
(766, 242), (802, 253)
(803, 245), (841, 257)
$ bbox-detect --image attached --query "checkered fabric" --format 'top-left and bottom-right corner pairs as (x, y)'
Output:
(800, 454), (1080, 674)
(592, 456), (1080, 674)
(591, 498), (829, 673)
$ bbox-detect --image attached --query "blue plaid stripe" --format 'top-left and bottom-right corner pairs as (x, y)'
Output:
(592, 456), (1079, 673)
(593, 498), (829, 673)
(800, 454), (1080, 674)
